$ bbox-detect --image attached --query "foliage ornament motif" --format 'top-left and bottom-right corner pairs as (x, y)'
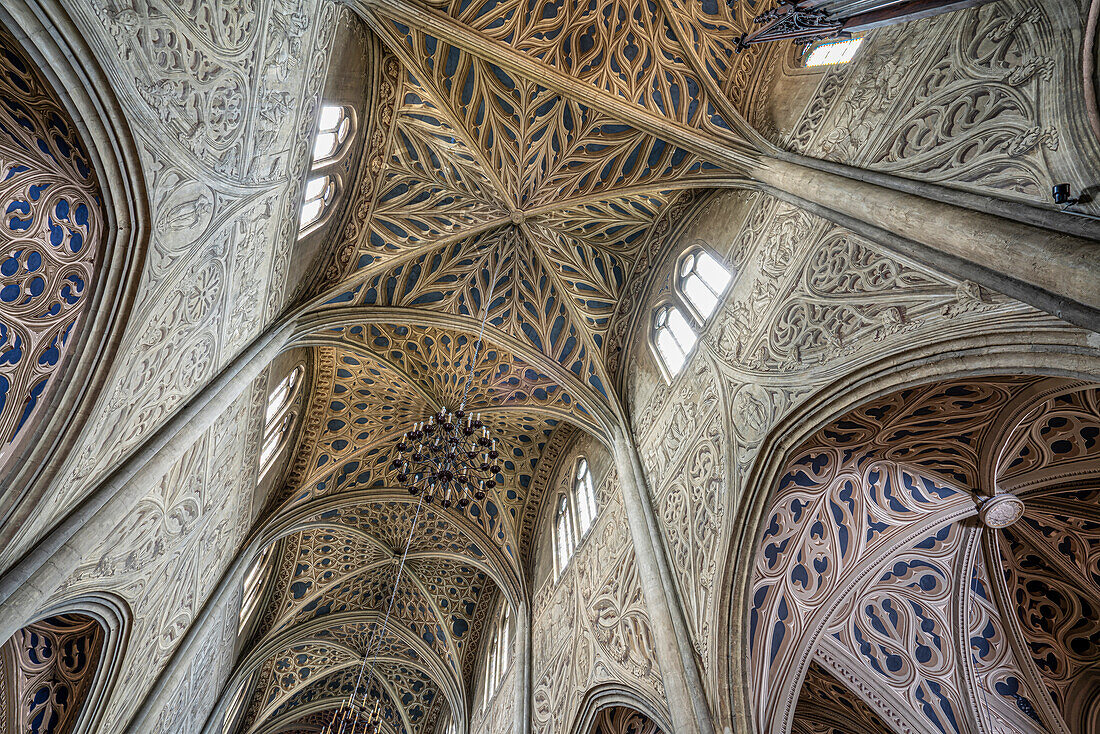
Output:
(0, 27), (101, 467)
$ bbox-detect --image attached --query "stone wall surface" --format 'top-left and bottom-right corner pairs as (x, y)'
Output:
(527, 433), (663, 734)
(4, 0), (340, 566)
(625, 0), (1100, 724)
(2, 0), (345, 729)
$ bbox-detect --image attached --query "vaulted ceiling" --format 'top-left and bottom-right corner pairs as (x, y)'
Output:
(238, 1), (777, 731)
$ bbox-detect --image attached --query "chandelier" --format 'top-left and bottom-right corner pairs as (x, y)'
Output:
(390, 263), (502, 509)
(392, 409), (500, 508)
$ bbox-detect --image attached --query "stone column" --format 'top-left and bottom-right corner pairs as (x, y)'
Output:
(0, 319), (294, 643)
(611, 427), (714, 734)
(513, 599), (532, 734)
(755, 155), (1100, 331)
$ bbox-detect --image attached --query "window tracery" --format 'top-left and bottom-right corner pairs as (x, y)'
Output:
(0, 27), (102, 467)
(676, 248), (732, 321)
(554, 493), (576, 578)
(299, 175), (337, 234)
(574, 457), (597, 538)
(312, 105), (353, 166)
(260, 366), (303, 478)
(0, 614), (105, 734)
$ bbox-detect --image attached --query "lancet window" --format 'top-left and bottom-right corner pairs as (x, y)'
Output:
(803, 36), (864, 67)
(481, 604), (512, 708)
(259, 366), (302, 477)
(554, 493), (576, 578)
(677, 248), (732, 321)
(312, 105), (352, 165)
(574, 457), (598, 537)
(299, 175), (337, 232)
(652, 304), (697, 379)
(652, 247), (733, 380)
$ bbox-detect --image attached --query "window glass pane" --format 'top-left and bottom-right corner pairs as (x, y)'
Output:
(656, 328), (686, 375)
(695, 250), (732, 292)
(300, 199), (324, 229)
(304, 176), (327, 199)
(318, 105), (344, 131)
(575, 462), (597, 536)
(667, 308), (697, 352)
(312, 132), (337, 161)
(805, 37), (863, 67)
(683, 273), (719, 318)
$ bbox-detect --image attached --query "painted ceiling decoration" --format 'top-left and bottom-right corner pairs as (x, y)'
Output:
(0, 25), (101, 469)
(191, 1), (1090, 733)
(238, 0), (790, 730)
(750, 377), (1100, 734)
(0, 613), (105, 734)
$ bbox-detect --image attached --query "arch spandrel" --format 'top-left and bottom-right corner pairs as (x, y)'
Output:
(745, 378), (1100, 734)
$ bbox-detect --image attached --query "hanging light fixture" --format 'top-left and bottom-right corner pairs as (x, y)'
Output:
(391, 409), (500, 508)
(390, 264), (501, 509)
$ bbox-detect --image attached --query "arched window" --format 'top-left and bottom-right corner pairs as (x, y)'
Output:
(299, 175), (336, 232)
(482, 605), (512, 708)
(652, 304), (696, 379)
(260, 366), (302, 478)
(238, 546), (272, 631)
(573, 458), (597, 537)
(803, 36), (864, 67)
(312, 105), (352, 165)
(554, 494), (576, 578)
(677, 248), (732, 321)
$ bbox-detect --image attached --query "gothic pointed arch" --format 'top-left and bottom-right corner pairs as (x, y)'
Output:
(0, 0), (147, 537)
(0, 592), (129, 734)
(740, 375), (1100, 734)
(568, 690), (671, 734)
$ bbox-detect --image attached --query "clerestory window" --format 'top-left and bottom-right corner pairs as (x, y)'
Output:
(299, 175), (336, 232)
(652, 304), (697, 379)
(573, 458), (598, 538)
(803, 36), (864, 67)
(554, 493), (576, 578)
(259, 365), (303, 479)
(312, 105), (353, 165)
(677, 248), (732, 321)
(482, 604), (512, 708)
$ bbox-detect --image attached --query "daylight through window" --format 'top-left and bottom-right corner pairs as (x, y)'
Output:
(300, 175), (336, 231)
(653, 305), (697, 378)
(804, 36), (864, 67)
(312, 105), (352, 165)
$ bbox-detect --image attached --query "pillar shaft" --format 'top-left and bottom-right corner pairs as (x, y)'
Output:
(611, 428), (714, 734)
(513, 599), (532, 734)
(0, 320), (293, 643)
(755, 156), (1100, 331)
